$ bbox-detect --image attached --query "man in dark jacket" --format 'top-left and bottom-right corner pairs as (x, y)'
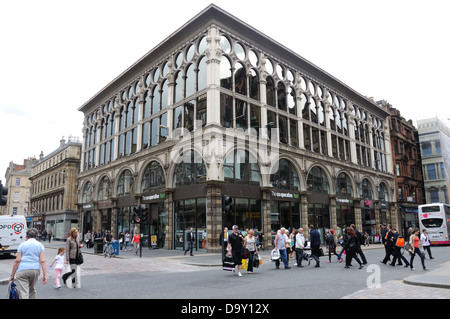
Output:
(381, 224), (394, 264)
(351, 224), (367, 265)
(309, 225), (321, 267)
(184, 227), (195, 256)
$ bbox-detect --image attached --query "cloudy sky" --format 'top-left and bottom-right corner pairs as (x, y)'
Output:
(1, 0), (449, 178)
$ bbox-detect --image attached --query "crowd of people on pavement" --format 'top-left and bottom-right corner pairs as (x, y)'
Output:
(222, 223), (436, 277)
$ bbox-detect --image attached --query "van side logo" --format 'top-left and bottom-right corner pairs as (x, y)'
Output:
(12, 223), (24, 235)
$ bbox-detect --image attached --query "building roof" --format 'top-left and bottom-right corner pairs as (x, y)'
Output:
(78, 4), (388, 119)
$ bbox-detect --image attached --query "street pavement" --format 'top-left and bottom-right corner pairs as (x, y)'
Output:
(1, 241), (450, 299)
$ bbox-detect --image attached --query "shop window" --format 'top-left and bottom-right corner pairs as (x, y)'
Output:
(270, 158), (299, 190)
(360, 178), (373, 199)
(306, 166), (329, 194)
(174, 150), (206, 187)
(335, 173), (353, 196)
(82, 182), (92, 203)
(141, 161), (166, 192)
(378, 182), (389, 201)
(97, 177), (112, 201)
(117, 170), (134, 197)
(223, 149), (261, 186)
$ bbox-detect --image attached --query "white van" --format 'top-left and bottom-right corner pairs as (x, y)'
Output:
(0, 215), (27, 255)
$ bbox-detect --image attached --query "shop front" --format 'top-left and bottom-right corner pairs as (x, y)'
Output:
(116, 195), (137, 238)
(173, 184), (207, 252)
(270, 190), (300, 239)
(142, 191), (167, 248)
(335, 197), (355, 238)
(361, 199), (376, 239)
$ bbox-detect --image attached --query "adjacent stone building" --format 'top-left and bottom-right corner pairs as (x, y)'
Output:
(379, 100), (425, 234)
(1, 158), (36, 217)
(77, 4), (396, 252)
(29, 137), (82, 240)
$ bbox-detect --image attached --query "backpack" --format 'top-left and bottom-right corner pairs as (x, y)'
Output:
(395, 237), (404, 247)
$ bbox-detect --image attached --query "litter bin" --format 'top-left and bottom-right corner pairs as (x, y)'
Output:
(112, 240), (119, 256)
(94, 238), (104, 254)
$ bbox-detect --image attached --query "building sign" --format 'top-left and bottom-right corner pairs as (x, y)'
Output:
(271, 191), (299, 200)
(142, 193), (166, 202)
(336, 197), (353, 205)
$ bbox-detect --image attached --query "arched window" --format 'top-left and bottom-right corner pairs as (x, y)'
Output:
(197, 56), (207, 91)
(220, 56), (232, 90)
(117, 170), (134, 197)
(335, 173), (353, 196)
(174, 150), (206, 187)
(174, 71), (183, 103)
(234, 62), (247, 95)
(82, 182), (92, 203)
(223, 149), (261, 186)
(270, 159), (299, 190)
(378, 182), (389, 201)
(307, 166), (329, 194)
(266, 77), (276, 107)
(249, 69), (260, 101)
(301, 93), (309, 120)
(185, 64), (195, 98)
(360, 178), (373, 199)
(97, 177), (112, 201)
(277, 82), (287, 111)
(141, 161), (166, 192)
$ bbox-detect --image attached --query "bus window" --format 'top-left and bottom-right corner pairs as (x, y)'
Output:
(421, 218), (443, 228)
(421, 206), (441, 213)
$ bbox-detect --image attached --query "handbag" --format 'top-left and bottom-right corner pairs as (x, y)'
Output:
(7, 282), (19, 299)
(76, 242), (84, 265)
(271, 249), (280, 261)
(252, 254), (260, 268)
(241, 258), (247, 270)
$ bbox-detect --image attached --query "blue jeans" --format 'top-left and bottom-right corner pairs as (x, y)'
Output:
(275, 249), (289, 268)
(410, 247), (426, 269)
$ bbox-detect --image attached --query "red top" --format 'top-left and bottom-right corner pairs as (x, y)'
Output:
(414, 236), (420, 248)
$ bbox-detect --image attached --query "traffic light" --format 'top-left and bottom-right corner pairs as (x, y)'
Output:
(131, 206), (141, 224)
(0, 181), (7, 206)
(141, 206), (148, 223)
(222, 195), (233, 213)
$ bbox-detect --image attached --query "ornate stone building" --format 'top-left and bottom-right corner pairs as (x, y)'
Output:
(77, 4), (395, 251)
(29, 137), (82, 239)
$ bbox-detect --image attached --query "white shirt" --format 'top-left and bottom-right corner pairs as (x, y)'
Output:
(53, 254), (65, 270)
(420, 233), (431, 246)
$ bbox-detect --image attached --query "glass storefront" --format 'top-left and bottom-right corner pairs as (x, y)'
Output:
(307, 203), (330, 244)
(174, 198), (206, 251)
(335, 203), (355, 238)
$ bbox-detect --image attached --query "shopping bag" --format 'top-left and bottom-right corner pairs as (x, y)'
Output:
(252, 254), (260, 268)
(222, 256), (235, 271)
(271, 249), (280, 261)
(241, 258), (247, 270)
(6, 282), (19, 299)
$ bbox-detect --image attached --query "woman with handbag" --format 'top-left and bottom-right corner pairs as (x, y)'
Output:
(244, 230), (258, 274)
(409, 228), (428, 271)
(65, 227), (84, 288)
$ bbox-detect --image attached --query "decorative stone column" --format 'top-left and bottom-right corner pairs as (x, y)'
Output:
(205, 181), (225, 253)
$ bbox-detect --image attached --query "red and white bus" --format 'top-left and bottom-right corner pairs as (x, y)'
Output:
(418, 203), (450, 245)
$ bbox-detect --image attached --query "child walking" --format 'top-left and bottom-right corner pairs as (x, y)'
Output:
(50, 247), (65, 288)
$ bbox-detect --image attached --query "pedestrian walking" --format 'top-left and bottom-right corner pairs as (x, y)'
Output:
(389, 228), (409, 268)
(48, 229), (53, 243)
(50, 247), (66, 288)
(227, 225), (245, 277)
(274, 227), (290, 269)
(421, 229), (434, 259)
(244, 229), (258, 274)
(325, 229), (340, 263)
(184, 227), (195, 256)
(8, 228), (48, 299)
(295, 228), (306, 267)
(84, 230), (92, 249)
(381, 224), (394, 264)
(309, 225), (321, 268)
(409, 228), (428, 271)
(343, 227), (363, 269)
(133, 232), (140, 256)
(124, 231), (132, 251)
(65, 228), (83, 288)
(351, 224), (368, 265)
(118, 232), (124, 251)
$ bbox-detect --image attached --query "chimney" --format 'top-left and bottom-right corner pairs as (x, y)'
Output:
(60, 136), (66, 147)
